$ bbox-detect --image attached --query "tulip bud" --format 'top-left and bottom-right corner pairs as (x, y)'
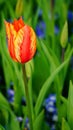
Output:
(60, 21), (68, 48)
(25, 60), (34, 78)
(15, 0), (24, 17)
(5, 17), (36, 63)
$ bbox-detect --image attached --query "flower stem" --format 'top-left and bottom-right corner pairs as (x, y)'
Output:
(62, 48), (65, 62)
(50, 0), (55, 51)
(22, 64), (33, 130)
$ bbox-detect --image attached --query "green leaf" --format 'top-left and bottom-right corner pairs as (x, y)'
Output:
(0, 125), (5, 130)
(64, 44), (71, 59)
(32, 39), (50, 97)
(39, 39), (61, 89)
(34, 110), (44, 130)
(60, 45), (72, 88)
(59, 102), (67, 122)
(67, 81), (73, 129)
(62, 118), (70, 130)
(0, 93), (20, 130)
(60, 21), (68, 48)
(35, 53), (72, 116)
(5, 0), (15, 19)
(0, 0), (5, 4)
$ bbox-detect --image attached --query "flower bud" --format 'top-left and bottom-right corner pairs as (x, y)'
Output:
(5, 17), (36, 63)
(60, 21), (68, 48)
(15, 0), (24, 17)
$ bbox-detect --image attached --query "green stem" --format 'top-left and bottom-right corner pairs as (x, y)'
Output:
(50, 0), (55, 51)
(22, 65), (33, 130)
(62, 48), (65, 62)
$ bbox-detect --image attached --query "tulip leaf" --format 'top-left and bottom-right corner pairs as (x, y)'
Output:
(62, 118), (70, 130)
(60, 44), (72, 88)
(0, 93), (20, 130)
(39, 39), (61, 90)
(34, 110), (44, 130)
(35, 52), (72, 116)
(59, 102), (67, 122)
(32, 39), (50, 98)
(5, 0), (15, 19)
(67, 81), (73, 129)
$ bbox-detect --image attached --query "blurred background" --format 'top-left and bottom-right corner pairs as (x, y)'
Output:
(0, 0), (73, 130)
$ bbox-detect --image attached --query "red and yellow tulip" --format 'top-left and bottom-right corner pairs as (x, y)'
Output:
(5, 17), (36, 63)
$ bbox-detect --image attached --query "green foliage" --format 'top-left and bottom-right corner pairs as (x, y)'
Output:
(35, 53), (72, 116)
(67, 81), (73, 129)
(0, 93), (20, 130)
(0, 0), (73, 130)
(62, 118), (70, 130)
(34, 110), (44, 130)
(0, 125), (5, 130)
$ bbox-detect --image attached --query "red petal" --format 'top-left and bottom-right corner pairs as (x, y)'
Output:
(20, 25), (31, 63)
(5, 21), (17, 61)
(13, 17), (25, 32)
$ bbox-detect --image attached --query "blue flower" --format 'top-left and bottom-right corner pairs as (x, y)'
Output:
(24, 118), (30, 130)
(68, 11), (73, 21)
(21, 97), (26, 106)
(70, 56), (73, 70)
(7, 88), (14, 103)
(7, 89), (14, 96)
(43, 94), (58, 130)
(35, 21), (46, 38)
(54, 26), (59, 35)
(51, 124), (56, 130)
(16, 117), (23, 122)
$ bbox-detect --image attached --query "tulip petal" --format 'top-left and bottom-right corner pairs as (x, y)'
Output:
(20, 25), (31, 63)
(5, 21), (17, 61)
(30, 27), (36, 58)
(13, 17), (25, 32)
(5, 18), (36, 63)
(9, 24), (18, 61)
(14, 27), (24, 62)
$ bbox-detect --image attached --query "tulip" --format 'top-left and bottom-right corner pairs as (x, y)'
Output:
(5, 17), (36, 63)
